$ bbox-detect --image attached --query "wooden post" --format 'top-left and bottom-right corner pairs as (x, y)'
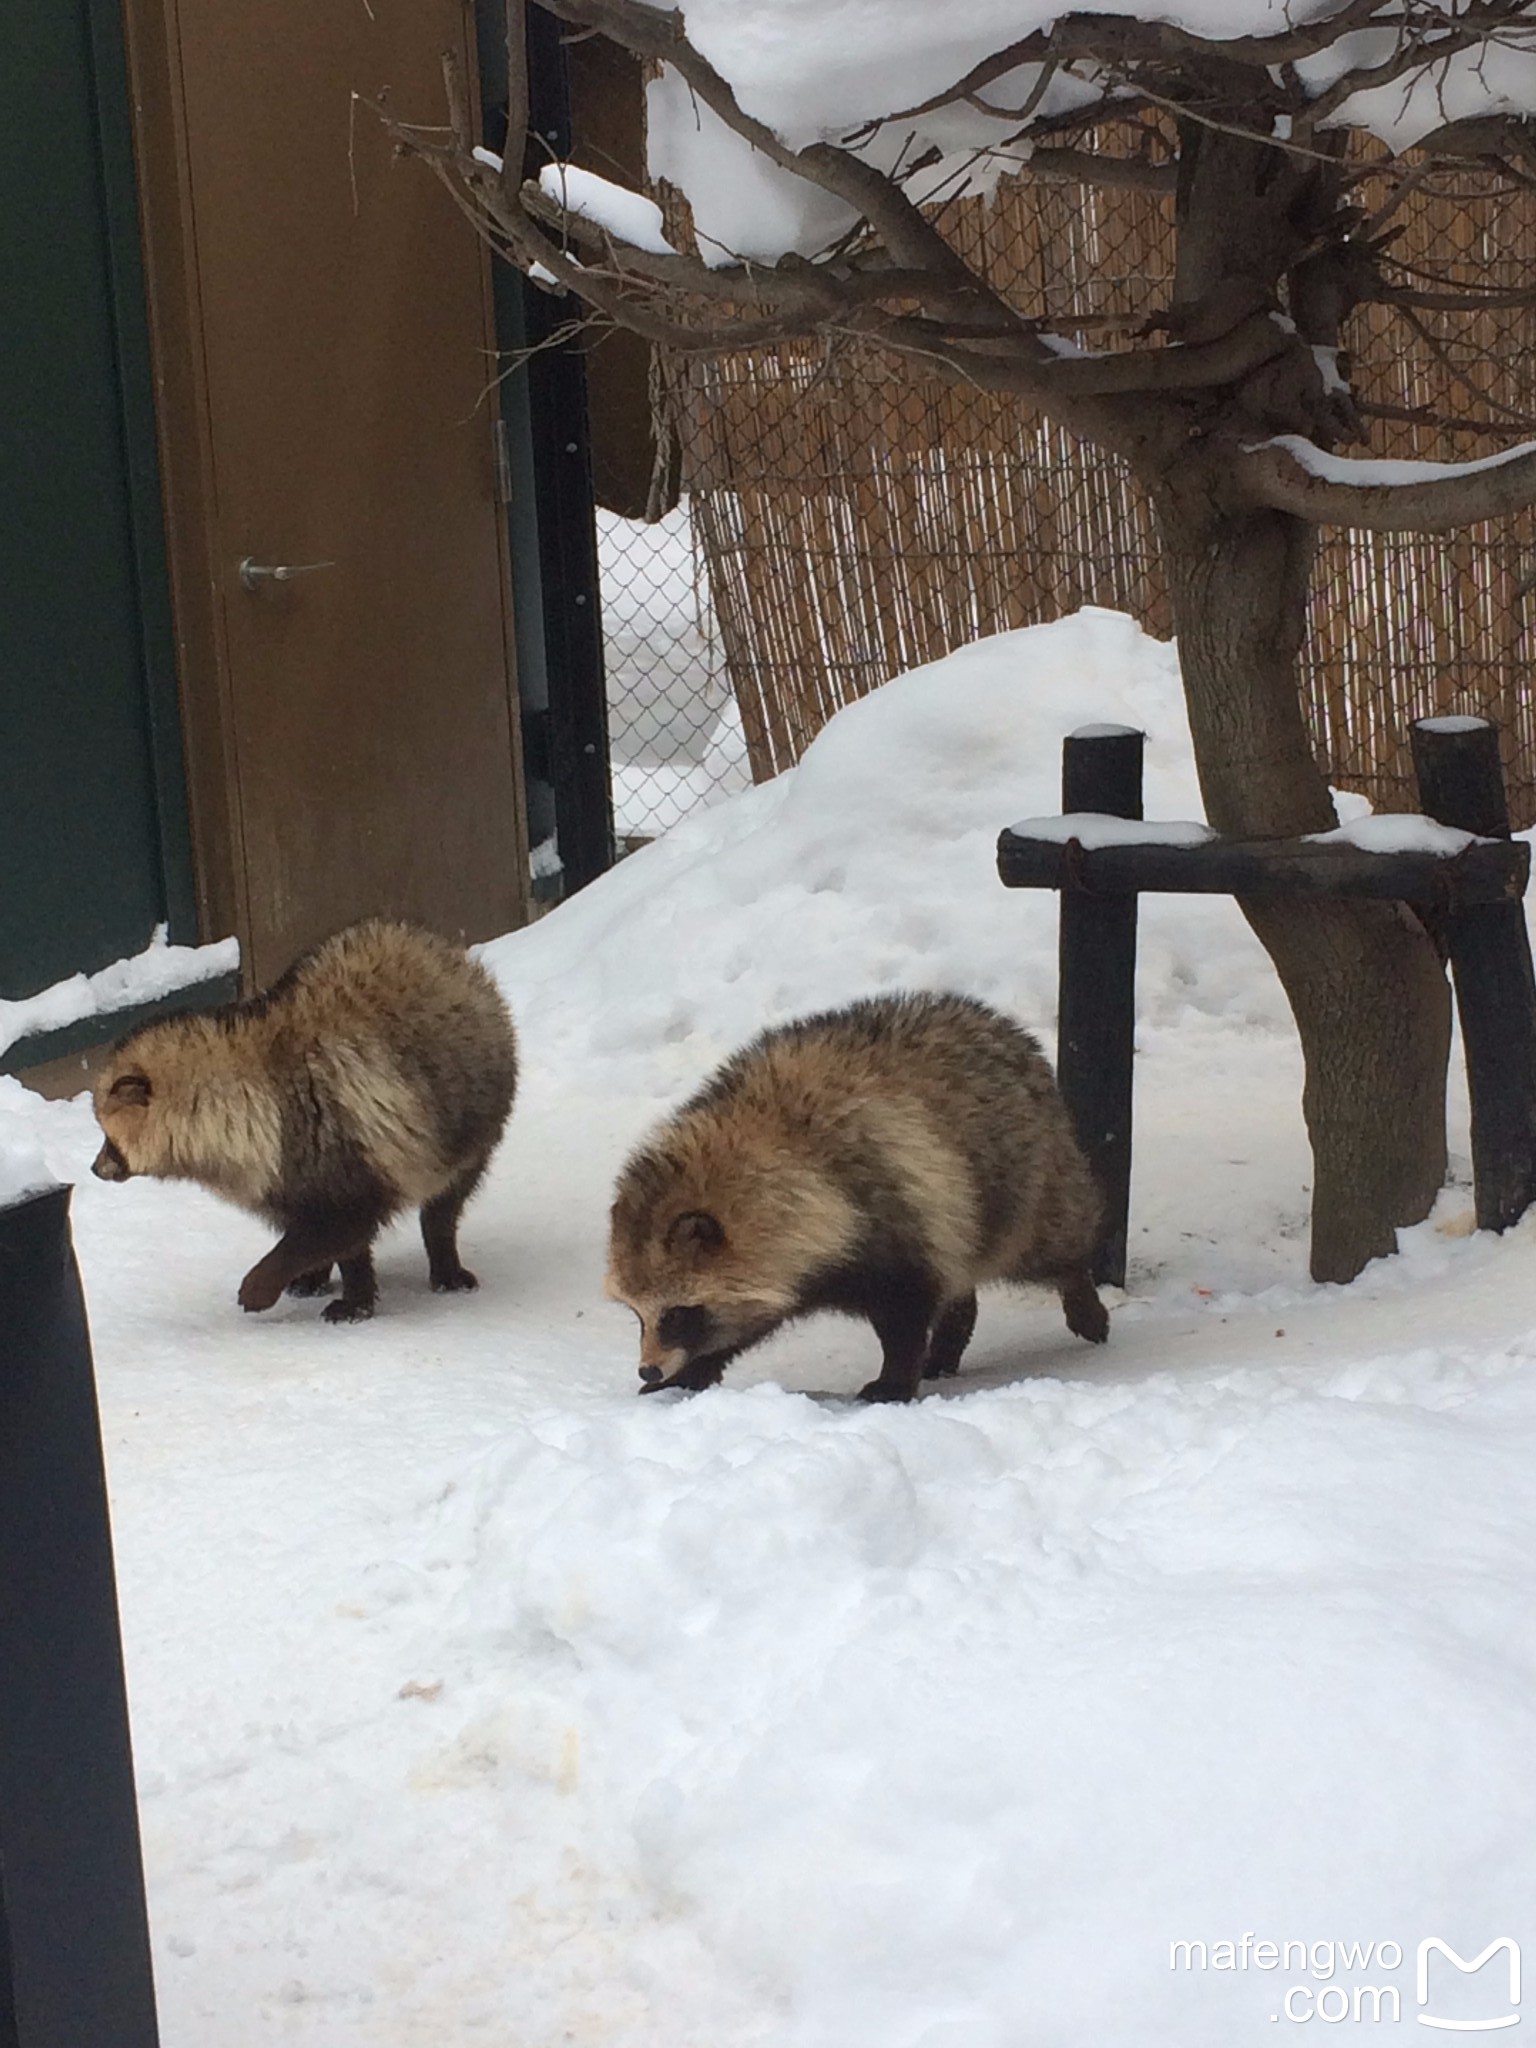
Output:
(1412, 716), (1536, 1232)
(0, 1185), (160, 2048)
(1057, 726), (1144, 1288)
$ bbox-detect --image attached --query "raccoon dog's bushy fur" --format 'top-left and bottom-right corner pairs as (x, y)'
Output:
(607, 991), (1107, 1402)
(91, 920), (517, 1322)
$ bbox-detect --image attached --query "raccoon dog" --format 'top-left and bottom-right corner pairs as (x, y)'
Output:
(91, 920), (517, 1322)
(607, 991), (1107, 1403)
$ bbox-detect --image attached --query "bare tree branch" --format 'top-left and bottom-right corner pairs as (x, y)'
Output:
(1414, 111), (1536, 165)
(1022, 146), (1177, 193)
(886, 0), (1403, 121)
(1360, 398), (1536, 435)
(1376, 282), (1536, 310)
(440, 47), (473, 154)
(1396, 301), (1536, 427)
(1013, 313), (1294, 397)
(1295, 5), (1531, 140)
(501, 0), (529, 210)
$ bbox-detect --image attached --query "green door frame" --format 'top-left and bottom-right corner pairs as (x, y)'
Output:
(83, 0), (197, 942)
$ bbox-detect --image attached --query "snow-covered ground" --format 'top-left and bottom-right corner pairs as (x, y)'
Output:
(6, 609), (1536, 2045)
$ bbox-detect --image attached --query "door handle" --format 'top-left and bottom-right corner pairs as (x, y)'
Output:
(238, 556), (335, 591)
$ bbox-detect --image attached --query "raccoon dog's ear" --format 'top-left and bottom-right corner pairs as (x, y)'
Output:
(109, 1072), (152, 1107)
(665, 1210), (725, 1254)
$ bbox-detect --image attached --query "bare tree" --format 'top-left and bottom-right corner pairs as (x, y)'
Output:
(382, 0), (1536, 1283)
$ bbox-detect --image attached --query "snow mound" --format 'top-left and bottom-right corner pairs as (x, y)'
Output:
(483, 609), (1290, 1100)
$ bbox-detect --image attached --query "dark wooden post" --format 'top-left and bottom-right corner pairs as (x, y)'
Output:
(1412, 716), (1536, 1232)
(0, 1185), (160, 2048)
(1057, 726), (1144, 1288)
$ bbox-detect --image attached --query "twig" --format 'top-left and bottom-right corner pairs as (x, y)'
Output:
(502, 0), (529, 208)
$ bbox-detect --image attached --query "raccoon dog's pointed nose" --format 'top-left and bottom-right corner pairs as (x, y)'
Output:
(91, 1143), (128, 1181)
(639, 1365), (664, 1385)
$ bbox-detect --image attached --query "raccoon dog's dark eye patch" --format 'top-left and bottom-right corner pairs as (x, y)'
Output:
(109, 1072), (152, 1106)
(657, 1304), (712, 1351)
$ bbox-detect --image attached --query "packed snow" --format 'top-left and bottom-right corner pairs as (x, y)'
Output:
(0, 924), (239, 1060)
(12, 610), (1536, 2045)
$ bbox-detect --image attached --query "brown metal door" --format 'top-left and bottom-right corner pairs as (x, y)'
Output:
(131, 0), (527, 986)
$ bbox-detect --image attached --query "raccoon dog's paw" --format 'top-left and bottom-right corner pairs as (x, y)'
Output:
(238, 1263), (285, 1314)
(430, 1267), (479, 1294)
(857, 1377), (916, 1404)
(1062, 1278), (1110, 1345)
(322, 1297), (376, 1325)
(286, 1267), (335, 1298)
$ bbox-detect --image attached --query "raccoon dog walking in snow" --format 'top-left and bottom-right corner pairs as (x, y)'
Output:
(91, 920), (517, 1322)
(607, 992), (1107, 1402)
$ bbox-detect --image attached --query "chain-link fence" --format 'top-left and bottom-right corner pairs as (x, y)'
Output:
(645, 127), (1536, 825)
(597, 500), (751, 845)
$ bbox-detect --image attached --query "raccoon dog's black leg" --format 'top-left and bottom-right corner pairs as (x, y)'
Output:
(419, 1153), (490, 1293)
(923, 1292), (978, 1379)
(859, 1273), (941, 1404)
(1058, 1265), (1110, 1344)
(238, 1212), (384, 1315)
(324, 1247), (379, 1324)
(286, 1265), (335, 1298)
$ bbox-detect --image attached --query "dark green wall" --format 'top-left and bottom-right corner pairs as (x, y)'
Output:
(0, 0), (192, 1007)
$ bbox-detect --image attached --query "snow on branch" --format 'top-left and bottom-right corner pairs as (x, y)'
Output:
(1241, 433), (1536, 530)
(537, 163), (676, 256)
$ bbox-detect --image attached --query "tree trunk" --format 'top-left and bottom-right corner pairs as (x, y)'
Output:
(1155, 486), (1451, 1282)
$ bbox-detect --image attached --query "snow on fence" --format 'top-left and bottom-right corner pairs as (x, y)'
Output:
(656, 122), (1536, 823)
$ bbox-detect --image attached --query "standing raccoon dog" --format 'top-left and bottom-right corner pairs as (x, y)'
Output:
(607, 992), (1107, 1403)
(91, 920), (517, 1323)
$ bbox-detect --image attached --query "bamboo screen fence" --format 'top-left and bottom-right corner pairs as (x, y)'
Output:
(659, 131), (1536, 823)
